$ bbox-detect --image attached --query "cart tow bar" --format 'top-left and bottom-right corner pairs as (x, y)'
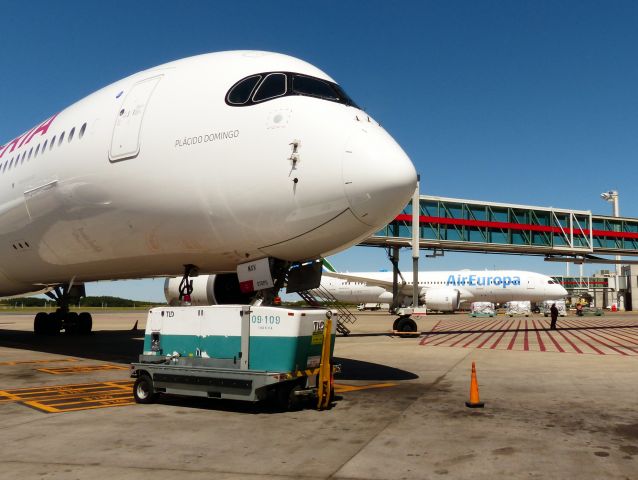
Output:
(317, 317), (334, 410)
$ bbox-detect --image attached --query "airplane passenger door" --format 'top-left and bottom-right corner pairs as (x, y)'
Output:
(526, 277), (535, 289)
(109, 75), (162, 162)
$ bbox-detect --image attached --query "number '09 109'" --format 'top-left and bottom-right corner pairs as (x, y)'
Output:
(251, 315), (280, 325)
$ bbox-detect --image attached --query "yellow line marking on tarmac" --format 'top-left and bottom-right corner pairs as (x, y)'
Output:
(0, 380), (135, 413)
(0, 358), (80, 366)
(0, 379), (397, 413)
(334, 382), (397, 393)
(36, 364), (129, 375)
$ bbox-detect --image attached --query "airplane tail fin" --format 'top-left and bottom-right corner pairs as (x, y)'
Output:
(322, 258), (337, 273)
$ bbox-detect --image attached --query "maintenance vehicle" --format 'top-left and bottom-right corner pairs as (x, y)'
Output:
(131, 305), (336, 411)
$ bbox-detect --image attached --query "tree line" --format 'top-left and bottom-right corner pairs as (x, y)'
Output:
(0, 296), (163, 307)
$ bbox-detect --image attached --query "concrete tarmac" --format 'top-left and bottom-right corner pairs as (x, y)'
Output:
(0, 310), (637, 479)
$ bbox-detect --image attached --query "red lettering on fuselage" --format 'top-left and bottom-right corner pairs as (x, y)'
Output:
(0, 113), (58, 159)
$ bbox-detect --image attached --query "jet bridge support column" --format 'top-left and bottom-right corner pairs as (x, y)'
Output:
(412, 178), (420, 306)
(391, 246), (400, 313)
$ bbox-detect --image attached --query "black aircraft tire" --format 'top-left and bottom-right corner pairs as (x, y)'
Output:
(392, 318), (401, 331)
(133, 375), (158, 404)
(34, 312), (47, 335)
(396, 317), (418, 333)
(78, 312), (93, 334)
(42, 313), (62, 335)
(65, 312), (79, 335)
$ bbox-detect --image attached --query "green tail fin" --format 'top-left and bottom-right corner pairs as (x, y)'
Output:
(322, 258), (337, 273)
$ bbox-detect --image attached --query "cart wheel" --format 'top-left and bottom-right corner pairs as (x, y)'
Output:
(276, 384), (303, 411)
(133, 375), (158, 404)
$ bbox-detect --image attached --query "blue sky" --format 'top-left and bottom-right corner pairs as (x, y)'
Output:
(2, 1), (637, 301)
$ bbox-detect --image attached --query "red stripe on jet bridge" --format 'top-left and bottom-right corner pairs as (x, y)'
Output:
(489, 319), (517, 349)
(394, 215), (638, 240)
(530, 319), (547, 352)
(506, 320), (523, 350)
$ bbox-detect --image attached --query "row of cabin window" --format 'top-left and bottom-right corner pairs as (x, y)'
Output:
(0, 122), (87, 174)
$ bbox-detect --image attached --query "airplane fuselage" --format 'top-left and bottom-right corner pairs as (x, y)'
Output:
(321, 270), (567, 306)
(0, 51), (416, 296)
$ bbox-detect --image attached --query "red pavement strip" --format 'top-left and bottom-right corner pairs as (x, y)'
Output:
(419, 316), (638, 355)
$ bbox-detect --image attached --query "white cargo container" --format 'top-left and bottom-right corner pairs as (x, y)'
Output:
(541, 300), (567, 317)
(470, 302), (495, 317)
(506, 301), (531, 317)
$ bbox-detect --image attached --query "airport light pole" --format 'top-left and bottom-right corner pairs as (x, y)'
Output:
(412, 177), (420, 307)
(600, 190), (622, 309)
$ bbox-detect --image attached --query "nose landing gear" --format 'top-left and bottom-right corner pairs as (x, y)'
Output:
(33, 284), (93, 335)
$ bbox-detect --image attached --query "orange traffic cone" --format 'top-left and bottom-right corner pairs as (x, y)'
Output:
(465, 361), (485, 408)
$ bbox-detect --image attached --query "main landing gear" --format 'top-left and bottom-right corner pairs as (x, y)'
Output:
(34, 284), (93, 335)
(178, 264), (199, 304)
(392, 315), (418, 333)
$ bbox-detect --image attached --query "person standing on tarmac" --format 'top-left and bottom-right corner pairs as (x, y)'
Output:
(550, 303), (559, 330)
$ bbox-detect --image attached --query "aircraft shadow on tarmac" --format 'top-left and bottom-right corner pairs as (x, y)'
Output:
(0, 328), (144, 363)
(0, 330), (419, 382)
(333, 357), (418, 381)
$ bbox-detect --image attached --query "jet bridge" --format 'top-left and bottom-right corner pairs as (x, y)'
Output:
(364, 195), (638, 258)
(357, 193), (638, 327)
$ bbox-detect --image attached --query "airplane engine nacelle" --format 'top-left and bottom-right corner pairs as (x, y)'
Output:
(421, 288), (461, 312)
(164, 274), (252, 306)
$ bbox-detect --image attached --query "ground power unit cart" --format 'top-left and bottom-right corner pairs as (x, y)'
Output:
(130, 305), (337, 410)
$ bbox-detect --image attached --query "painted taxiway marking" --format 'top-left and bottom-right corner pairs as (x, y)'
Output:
(0, 380), (134, 413)
(419, 316), (638, 355)
(36, 364), (129, 375)
(0, 358), (80, 366)
(0, 380), (396, 413)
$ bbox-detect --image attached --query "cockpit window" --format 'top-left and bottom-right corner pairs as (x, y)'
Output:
(253, 73), (287, 102)
(225, 71), (360, 108)
(292, 74), (340, 101)
(227, 75), (262, 105)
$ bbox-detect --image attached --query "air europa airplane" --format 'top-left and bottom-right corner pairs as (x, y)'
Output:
(317, 264), (567, 312)
(0, 51), (417, 334)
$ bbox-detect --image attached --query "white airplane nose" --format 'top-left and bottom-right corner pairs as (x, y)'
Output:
(342, 128), (417, 227)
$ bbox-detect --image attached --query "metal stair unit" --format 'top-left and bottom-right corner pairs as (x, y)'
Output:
(297, 286), (356, 336)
